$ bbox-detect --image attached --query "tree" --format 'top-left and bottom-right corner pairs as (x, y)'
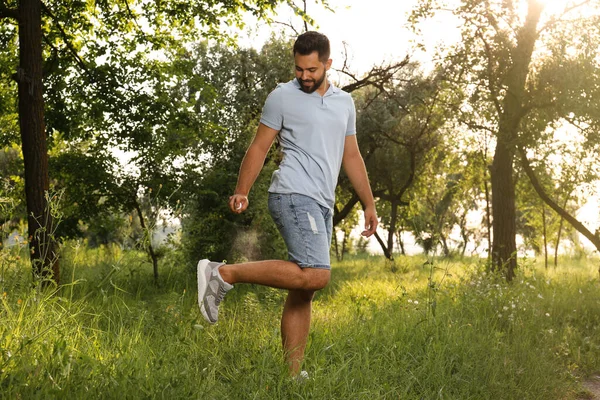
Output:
(178, 36), (296, 263)
(514, 142), (581, 266)
(344, 66), (456, 259)
(411, 0), (600, 280)
(332, 185), (359, 261)
(406, 146), (486, 257)
(516, 9), (600, 259)
(0, 0), (301, 283)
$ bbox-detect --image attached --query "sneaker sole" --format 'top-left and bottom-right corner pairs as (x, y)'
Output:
(196, 259), (213, 324)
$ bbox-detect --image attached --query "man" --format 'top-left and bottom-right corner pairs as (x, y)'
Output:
(197, 31), (378, 377)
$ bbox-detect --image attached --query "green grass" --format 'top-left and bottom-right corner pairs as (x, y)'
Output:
(1, 244), (600, 399)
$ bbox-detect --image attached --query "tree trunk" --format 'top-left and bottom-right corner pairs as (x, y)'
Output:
(490, 140), (517, 280)
(18, 0), (59, 283)
(440, 233), (450, 257)
(490, 0), (543, 281)
(541, 204), (548, 269)
(397, 228), (406, 255)
(484, 169), (492, 260)
(554, 216), (563, 267)
(134, 200), (159, 283)
(374, 231), (393, 260)
(554, 194), (570, 267)
(341, 229), (347, 261)
(387, 200), (398, 257)
(334, 228), (341, 261)
(459, 211), (468, 257)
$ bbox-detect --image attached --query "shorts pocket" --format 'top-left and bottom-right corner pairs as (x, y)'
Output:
(268, 194), (284, 228)
(290, 195), (326, 235)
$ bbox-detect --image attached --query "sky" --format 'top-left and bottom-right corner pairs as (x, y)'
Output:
(236, 0), (596, 77)
(236, 0), (461, 79)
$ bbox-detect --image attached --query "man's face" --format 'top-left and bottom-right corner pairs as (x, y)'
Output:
(294, 51), (332, 94)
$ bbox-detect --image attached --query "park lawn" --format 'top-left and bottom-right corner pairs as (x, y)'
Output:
(1, 244), (600, 399)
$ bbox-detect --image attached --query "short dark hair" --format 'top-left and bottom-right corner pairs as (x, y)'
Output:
(293, 31), (330, 62)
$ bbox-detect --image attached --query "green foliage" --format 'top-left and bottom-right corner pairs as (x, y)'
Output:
(407, 146), (489, 257)
(0, 145), (25, 227)
(349, 64), (460, 256)
(2, 245), (600, 398)
(0, 0), (303, 262)
(0, 23), (18, 148)
(48, 146), (123, 238)
(332, 185), (359, 260)
(182, 154), (286, 263)
(180, 36), (295, 263)
(409, 0), (600, 262)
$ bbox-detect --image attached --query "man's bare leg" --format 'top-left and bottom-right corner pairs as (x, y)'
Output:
(218, 261), (329, 375)
(281, 289), (314, 375)
(219, 260), (330, 292)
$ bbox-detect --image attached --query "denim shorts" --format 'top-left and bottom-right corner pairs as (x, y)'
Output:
(268, 193), (333, 270)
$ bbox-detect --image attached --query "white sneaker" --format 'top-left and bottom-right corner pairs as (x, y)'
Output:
(294, 370), (310, 383)
(197, 259), (233, 324)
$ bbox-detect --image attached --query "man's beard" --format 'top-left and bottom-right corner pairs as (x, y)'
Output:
(297, 71), (327, 94)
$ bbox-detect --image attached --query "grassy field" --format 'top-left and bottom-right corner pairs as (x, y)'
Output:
(1, 243), (600, 399)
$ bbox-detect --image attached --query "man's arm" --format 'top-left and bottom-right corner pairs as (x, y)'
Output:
(229, 123), (280, 213)
(341, 135), (378, 237)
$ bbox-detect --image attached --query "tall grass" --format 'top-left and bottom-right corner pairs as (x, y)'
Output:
(1, 245), (600, 399)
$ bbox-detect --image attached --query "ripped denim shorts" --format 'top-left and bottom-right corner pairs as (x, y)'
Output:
(268, 193), (333, 270)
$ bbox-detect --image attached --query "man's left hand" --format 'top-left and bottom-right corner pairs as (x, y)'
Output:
(361, 207), (378, 237)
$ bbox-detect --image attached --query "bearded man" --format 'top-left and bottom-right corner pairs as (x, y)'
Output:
(197, 31), (378, 378)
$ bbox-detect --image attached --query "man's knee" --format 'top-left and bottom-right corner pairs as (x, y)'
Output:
(302, 268), (330, 291)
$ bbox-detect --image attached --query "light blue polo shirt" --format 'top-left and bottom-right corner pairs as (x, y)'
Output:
(260, 79), (356, 209)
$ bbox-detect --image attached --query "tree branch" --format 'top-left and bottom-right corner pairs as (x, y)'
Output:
(373, 231), (393, 259)
(40, 2), (91, 77)
(333, 193), (360, 226)
(517, 145), (600, 251)
(270, 20), (300, 35)
(333, 189), (385, 226)
(0, 0), (18, 21)
(337, 55), (410, 94)
(395, 146), (417, 202)
(458, 118), (496, 134)
(302, 0), (308, 32)
(475, 27), (503, 115)
(538, 0), (592, 34)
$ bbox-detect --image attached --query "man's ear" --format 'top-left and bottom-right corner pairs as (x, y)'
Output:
(325, 58), (332, 71)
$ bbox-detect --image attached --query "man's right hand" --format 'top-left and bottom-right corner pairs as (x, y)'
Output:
(229, 194), (249, 214)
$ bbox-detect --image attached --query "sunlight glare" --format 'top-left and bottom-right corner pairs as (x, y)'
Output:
(538, 0), (593, 19)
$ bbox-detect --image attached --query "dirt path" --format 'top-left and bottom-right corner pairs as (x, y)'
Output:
(581, 375), (600, 399)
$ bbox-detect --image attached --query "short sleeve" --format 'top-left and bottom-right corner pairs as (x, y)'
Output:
(345, 96), (357, 136)
(259, 86), (284, 130)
